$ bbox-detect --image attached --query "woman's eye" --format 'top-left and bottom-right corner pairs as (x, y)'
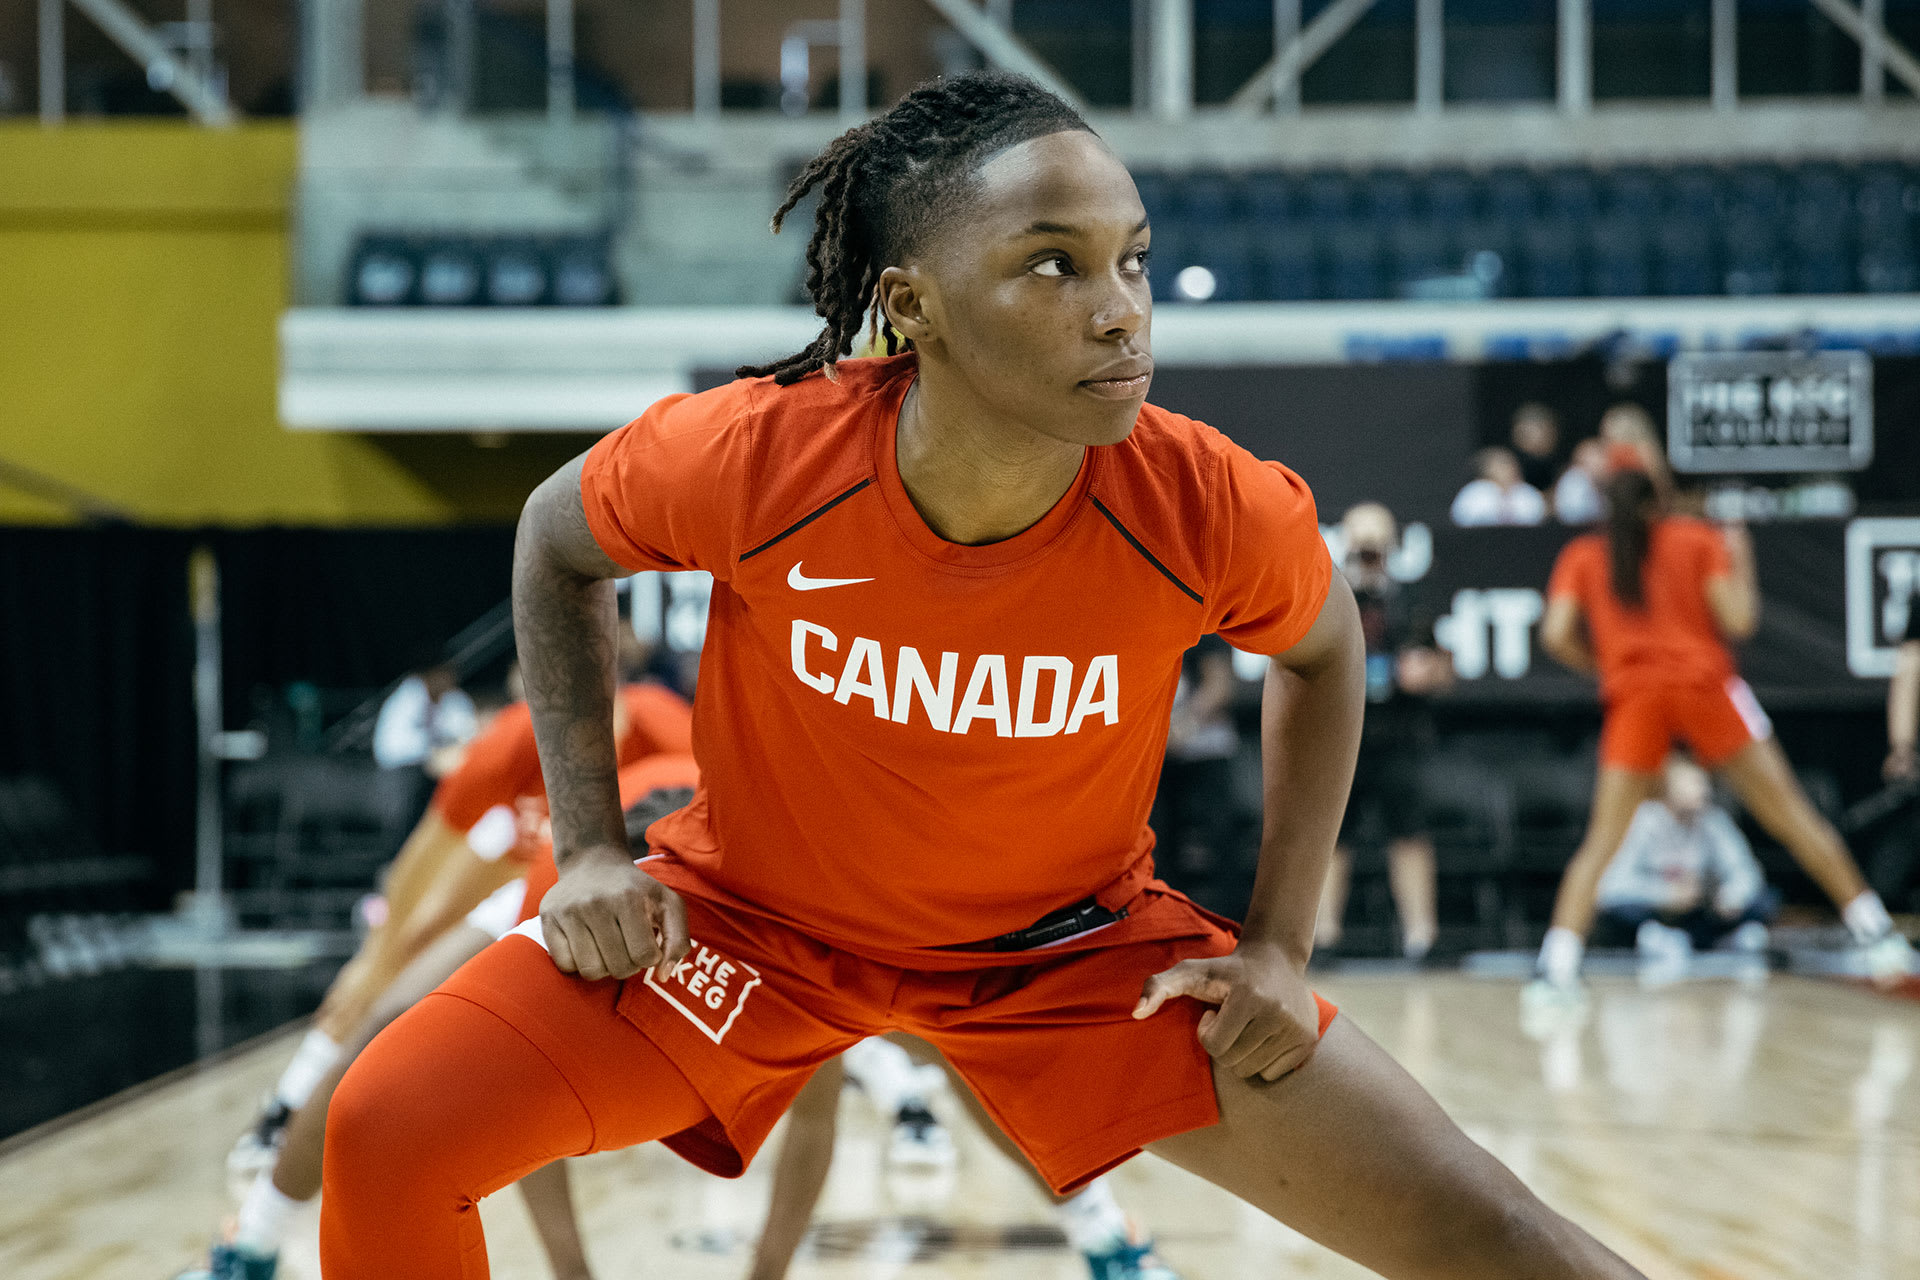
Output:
(1032, 255), (1072, 277)
(1128, 248), (1151, 272)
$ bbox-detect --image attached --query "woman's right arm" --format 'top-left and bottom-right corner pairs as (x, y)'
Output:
(514, 453), (688, 981)
(1704, 522), (1759, 641)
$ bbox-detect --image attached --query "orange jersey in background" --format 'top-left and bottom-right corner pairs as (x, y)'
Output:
(1547, 516), (1736, 702)
(516, 753), (701, 925)
(580, 354), (1331, 962)
(431, 685), (694, 838)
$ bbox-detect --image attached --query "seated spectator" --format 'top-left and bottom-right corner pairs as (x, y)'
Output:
(373, 663), (477, 776)
(1553, 438), (1610, 525)
(1592, 757), (1777, 961)
(1450, 447), (1546, 526)
(374, 662), (478, 827)
(1510, 402), (1563, 493)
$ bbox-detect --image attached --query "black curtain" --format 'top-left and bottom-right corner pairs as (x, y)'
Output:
(0, 528), (198, 898)
(0, 527), (517, 903)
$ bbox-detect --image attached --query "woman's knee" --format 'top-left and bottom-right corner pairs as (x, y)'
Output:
(1423, 1170), (1618, 1280)
(325, 994), (589, 1207)
(323, 1046), (423, 1204)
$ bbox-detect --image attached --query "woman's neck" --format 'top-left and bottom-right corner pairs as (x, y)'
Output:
(894, 378), (1085, 546)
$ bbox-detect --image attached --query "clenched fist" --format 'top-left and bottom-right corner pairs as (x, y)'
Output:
(539, 847), (690, 982)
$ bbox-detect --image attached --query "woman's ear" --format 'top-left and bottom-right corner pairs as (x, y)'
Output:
(877, 265), (933, 348)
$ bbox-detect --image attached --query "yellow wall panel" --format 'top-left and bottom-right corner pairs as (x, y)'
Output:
(0, 122), (569, 527)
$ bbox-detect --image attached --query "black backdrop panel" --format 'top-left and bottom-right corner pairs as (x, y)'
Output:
(0, 528), (197, 883)
(214, 528), (514, 701)
(1416, 522), (1870, 709)
(0, 528), (517, 903)
(1148, 364), (1477, 528)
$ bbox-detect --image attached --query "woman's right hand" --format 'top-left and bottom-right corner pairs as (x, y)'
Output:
(539, 848), (690, 982)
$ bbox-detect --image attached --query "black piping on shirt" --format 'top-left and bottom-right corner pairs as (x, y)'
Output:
(739, 479), (874, 561)
(1089, 495), (1203, 605)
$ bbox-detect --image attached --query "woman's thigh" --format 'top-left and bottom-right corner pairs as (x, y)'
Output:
(321, 938), (715, 1279)
(1148, 1016), (1644, 1280)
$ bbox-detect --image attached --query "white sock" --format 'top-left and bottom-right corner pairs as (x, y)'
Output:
(1538, 927), (1585, 986)
(272, 1029), (342, 1111)
(1844, 891), (1894, 946)
(1056, 1176), (1131, 1253)
(232, 1174), (299, 1254)
(840, 1037), (927, 1118)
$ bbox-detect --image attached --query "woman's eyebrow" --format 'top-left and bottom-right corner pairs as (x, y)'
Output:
(1019, 217), (1152, 237)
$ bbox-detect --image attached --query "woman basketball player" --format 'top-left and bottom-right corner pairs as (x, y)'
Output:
(321, 73), (1646, 1279)
(1529, 449), (1914, 1002)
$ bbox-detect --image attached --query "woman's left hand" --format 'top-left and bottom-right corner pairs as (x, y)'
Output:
(1133, 942), (1322, 1082)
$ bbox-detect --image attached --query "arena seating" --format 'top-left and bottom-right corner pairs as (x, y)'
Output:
(1135, 162), (1920, 302)
(347, 233), (620, 307)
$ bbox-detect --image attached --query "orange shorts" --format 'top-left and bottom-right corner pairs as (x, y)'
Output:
(1600, 676), (1772, 774)
(472, 882), (1332, 1195)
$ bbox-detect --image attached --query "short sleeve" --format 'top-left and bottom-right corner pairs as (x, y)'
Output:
(1205, 444), (1333, 656)
(1547, 539), (1592, 604)
(579, 383), (757, 578)
(431, 702), (544, 833)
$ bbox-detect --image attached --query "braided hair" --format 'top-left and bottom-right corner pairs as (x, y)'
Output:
(737, 72), (1092, 386)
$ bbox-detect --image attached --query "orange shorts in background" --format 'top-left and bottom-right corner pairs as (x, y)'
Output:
(1600, 676), (1772, 774)
(463, 881), (1335, 1195)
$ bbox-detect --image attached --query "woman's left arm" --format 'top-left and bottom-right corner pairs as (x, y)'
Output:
(1240, 572), (1367, 962)
(1134, 574), (1366, 1081)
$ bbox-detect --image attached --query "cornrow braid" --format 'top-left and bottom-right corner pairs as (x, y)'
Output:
(738, 71), (1091, 386)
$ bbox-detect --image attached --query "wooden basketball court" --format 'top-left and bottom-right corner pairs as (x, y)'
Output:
(3, 972), (1914, 1280)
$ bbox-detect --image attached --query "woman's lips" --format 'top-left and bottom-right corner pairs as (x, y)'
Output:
(1078, 372), (1152, 399)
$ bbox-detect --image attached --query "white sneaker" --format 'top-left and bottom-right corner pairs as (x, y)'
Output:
(1635, 920), (1692, 988)
(1725, 920), (1770, 953)
(1862, 931), (1917, 988)
(225, 1101), (291, 1192)
(1520, 976), (1589, 1040)
(886, 1101), (956, 1171)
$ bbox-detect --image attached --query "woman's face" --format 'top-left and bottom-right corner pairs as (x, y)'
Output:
(892, 130), (1154, 448)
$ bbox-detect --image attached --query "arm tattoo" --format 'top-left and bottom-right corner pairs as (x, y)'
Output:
(513, 460), (630, 867)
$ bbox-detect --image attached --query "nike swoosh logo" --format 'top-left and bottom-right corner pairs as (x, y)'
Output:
(788, 562), (875, 591)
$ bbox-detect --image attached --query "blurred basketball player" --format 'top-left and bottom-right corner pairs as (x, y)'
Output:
(1886, 600), (1919, 788)
(183, 766), (697, 1280)
(751, 1037), (1180, 1280)
(1529, 446), (1913, 1007)
(232, 682), (692, 1175)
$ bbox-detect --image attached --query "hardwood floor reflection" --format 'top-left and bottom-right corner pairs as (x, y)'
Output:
(1, 973), (1913, 1280)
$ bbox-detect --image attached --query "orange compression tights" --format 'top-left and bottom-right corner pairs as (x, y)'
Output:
(320, 937), (711, 1280)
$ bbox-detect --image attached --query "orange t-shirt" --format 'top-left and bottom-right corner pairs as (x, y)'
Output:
(579, 354), (1331, 962)
(431, 685), (694, 834)
(1546, 516), (1736, 701)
